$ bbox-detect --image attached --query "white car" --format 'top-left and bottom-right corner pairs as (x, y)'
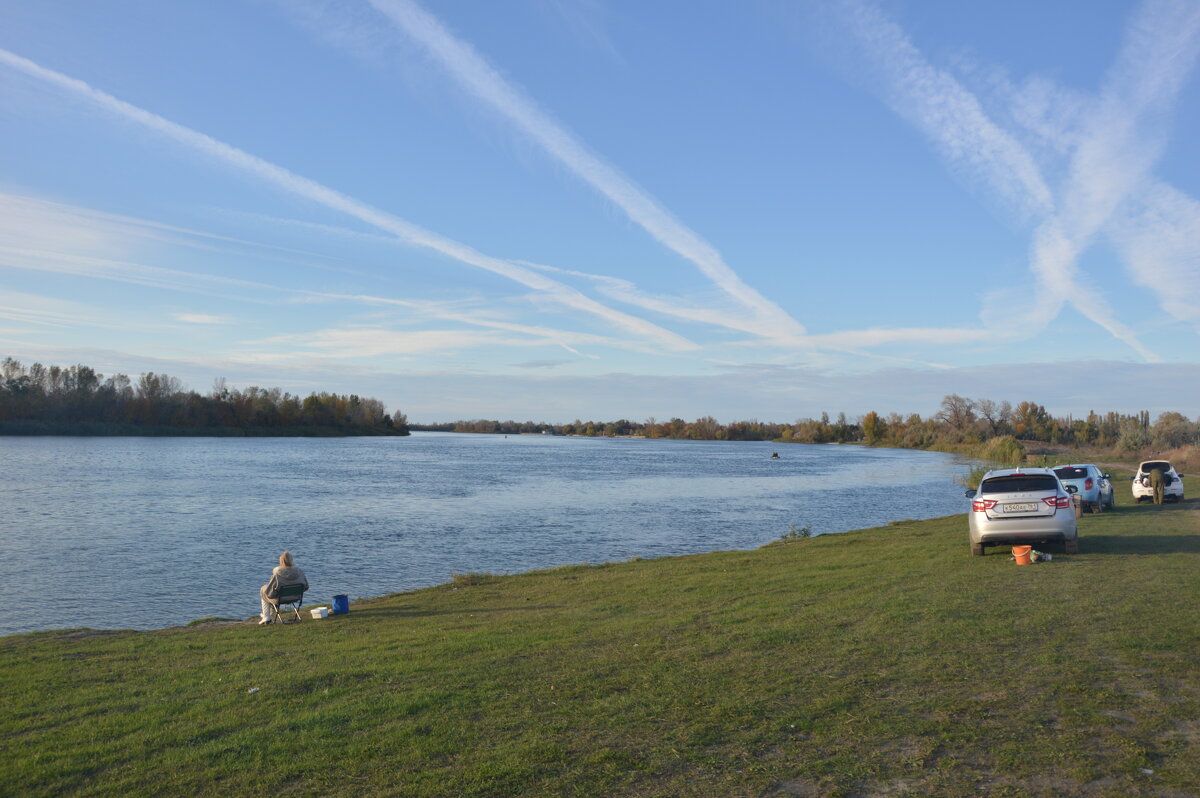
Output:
(1132, 460), (1185, 503)
(965, 468), (1079, 556)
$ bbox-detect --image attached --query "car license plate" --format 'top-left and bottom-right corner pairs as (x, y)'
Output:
(1003, 503), (1037, 513)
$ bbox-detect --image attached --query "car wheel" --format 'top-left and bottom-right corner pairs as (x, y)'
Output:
(971, 542), (985, 556)
(1064, 539), (1079, 555)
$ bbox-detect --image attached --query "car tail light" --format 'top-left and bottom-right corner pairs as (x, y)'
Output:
(972, 499), (997, 512)
(1043, 496), (1070, 509)
(1085, 478), (1093, 490)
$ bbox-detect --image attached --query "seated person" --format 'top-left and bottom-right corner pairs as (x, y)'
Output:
(258, 550), (309, 624)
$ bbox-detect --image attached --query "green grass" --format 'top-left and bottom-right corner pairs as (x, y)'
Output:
(3, 488), (1198, 796)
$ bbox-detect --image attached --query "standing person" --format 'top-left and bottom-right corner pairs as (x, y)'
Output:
(259, 551), (309, 624)
(1148, 465), (1166, 505)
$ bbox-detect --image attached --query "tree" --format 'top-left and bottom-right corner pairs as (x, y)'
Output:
(136, 372), (182, 401)
(691, 416), (720, 440)
(1117, 418), (1150, 452)
(0, 358), (406, 435)
(936, 394), (976, 433)
(1012, 401), (1050, 440)
(861, 411), (886, 444)
(833, 412), (855, 442)
(975, 398), (1011, 437)
(1152, 412), (1196, 450)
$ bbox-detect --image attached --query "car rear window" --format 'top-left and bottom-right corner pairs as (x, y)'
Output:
(1142, 461), (1171, 472)
(980, 475), (1059, 494)
(1054, 467), (1087, 480)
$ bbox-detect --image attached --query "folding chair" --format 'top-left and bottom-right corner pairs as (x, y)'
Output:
(268, 582), (306, 623)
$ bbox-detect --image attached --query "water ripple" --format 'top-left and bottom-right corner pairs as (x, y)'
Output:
(0, 433), (975, 634)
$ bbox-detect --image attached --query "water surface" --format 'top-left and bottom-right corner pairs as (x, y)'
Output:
(0, 433), (974, 635)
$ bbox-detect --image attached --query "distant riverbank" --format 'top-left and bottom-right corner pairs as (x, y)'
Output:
(0, 420), (408, 437)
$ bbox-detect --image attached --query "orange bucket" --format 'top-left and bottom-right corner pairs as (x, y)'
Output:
(1012, 545), (1033, 565)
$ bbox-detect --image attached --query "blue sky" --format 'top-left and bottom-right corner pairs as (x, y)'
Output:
(1, 0), (1198, 422)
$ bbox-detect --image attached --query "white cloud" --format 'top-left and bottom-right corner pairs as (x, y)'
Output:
(517, 259), (772, 336)
(0, 290), (89, 329)
(823, 0), (1200, 360)
(0, 190), (679, 359)
(0, 192), (321, 262)
(1017, 0), (1200, 360)
(297, 289), (678, 354)
(174, 313), (234, 325)
(1111, 183), (1200, 331)
(312, 0), (805, 338)
(0, 193), (287, 304)
(0, 47), (696, 354)
(0, 288), (186, 337)
(831, 0), (1054, 218)
(961, 10), (1200, 344)
(511, 359), (572, 370)
(260, 327), (521, 358)
(0, 243), (277, 302)
(522, 258), (987, 365)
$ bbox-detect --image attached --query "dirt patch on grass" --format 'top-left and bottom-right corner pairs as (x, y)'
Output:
(771, 777), (826, 796)
(1100, 709), (1137, 726)
(1164, 718), (1200, 744)
(874, 736), (928, 760)
(34, 628), (130, 642)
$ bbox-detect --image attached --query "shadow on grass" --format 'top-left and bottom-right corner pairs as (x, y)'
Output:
(1115, 497), (1197, 513)
(1080, 534), (1200, 556)
(347, 604), (562, 619)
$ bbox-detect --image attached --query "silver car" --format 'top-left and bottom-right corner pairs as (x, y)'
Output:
(1052, 464), (1114, 512)
(965, 468), (1079, 556)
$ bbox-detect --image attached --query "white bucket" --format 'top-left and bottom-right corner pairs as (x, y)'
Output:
(310, 607), (330, 620)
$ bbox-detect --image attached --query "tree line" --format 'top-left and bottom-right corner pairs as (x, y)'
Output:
(414, 394), (1199, 455)
(0, 358), (409, 436)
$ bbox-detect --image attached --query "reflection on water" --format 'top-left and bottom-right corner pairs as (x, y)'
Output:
(0, 433), (974, 634)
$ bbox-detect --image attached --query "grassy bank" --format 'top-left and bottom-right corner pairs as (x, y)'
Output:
(3, 491), (1198, 796)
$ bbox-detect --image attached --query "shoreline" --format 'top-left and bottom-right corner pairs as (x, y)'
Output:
(4, 494), (1197, 795)
(5, 510), (958, 640)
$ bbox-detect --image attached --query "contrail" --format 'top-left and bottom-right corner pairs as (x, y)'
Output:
(298, 290), (686, 355)
(1021, 0), (1200, 360)
(0, 48), (696, 354)
(1110, 184), (1200, 331)
(365, 0), (805, 338)
(832, 0), (1054, 218)
(827, 0), (1200, 360)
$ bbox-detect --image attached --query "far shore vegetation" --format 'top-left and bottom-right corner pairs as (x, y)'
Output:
(0, 358), (409, 437)
(415, 394), (1200, 473)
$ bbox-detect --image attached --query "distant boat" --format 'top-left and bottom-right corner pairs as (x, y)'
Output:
(770, 452), (780, 460)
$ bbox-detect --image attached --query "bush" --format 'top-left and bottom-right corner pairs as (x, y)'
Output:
(959, 464), (990, 490)
(762, 524), (813, 547)
(982, 435), (1025, 465)
(450, 571), (498, 587)
(1117, 419), (1151, 453)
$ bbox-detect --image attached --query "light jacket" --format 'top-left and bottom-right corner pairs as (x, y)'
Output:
(260, 565), (309, 600)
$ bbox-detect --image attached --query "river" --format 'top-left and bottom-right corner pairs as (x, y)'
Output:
(0, 433), (976, 635)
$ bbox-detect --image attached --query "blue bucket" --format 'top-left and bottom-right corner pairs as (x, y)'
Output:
(332, 594), (349, 615)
